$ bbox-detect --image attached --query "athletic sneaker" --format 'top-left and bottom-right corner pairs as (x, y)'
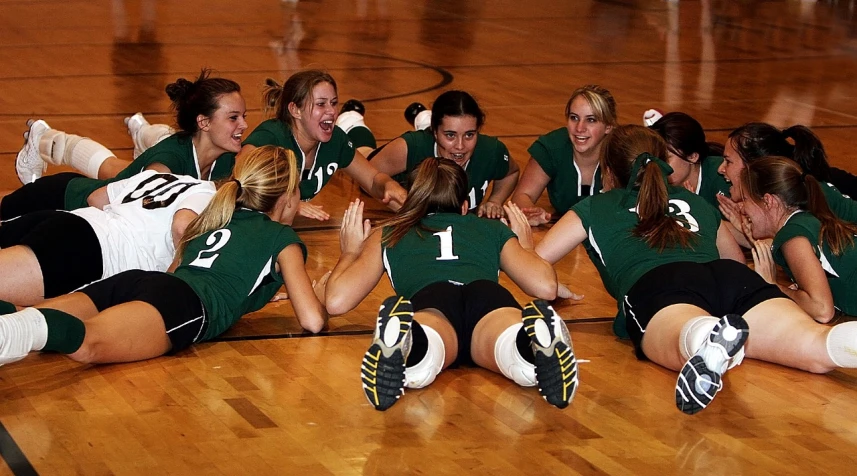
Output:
(675, 313), (749, 415)
(340, 99), (365, 117)
(522, 300), (578, 409)
(125, 112), (150, 158)
(643, 108), (664, 127)
(404, 102), (430, 129)
(15, 119), (50, 184)
(361, 296), (414, 411)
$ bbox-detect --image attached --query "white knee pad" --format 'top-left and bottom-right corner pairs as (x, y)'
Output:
(413, 110), (432, 131)
(69, 139), (114, 178)
(335, 110), (367, 133)
(404, 324), (445, 389)
(826, 321), (857, 368)
(494, 323), (537, 387)
(680, 316), (745, 370)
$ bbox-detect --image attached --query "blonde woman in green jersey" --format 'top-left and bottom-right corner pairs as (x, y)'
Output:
(512, 85), (617, 226)
(0, 146), (327, 367)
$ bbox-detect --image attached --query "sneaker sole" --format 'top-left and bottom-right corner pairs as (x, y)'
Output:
(675, 314), (749, 415)
(522, 300), (578, 409)
(676, 355), (722, 415)
(361, 296), (414, 411)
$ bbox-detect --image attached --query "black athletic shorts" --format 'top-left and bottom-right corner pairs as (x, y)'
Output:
(0, 210), (103, 298)
(80, 270), (208, 353)
(623, 259), (786, 359)
(0, 172), (84, 220)
(410, 279), (521, 367)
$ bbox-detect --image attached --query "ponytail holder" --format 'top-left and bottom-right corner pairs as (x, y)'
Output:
(626, 153), (674, 190)
(799, 171), (808, 183)
(233, 178), (243, 198)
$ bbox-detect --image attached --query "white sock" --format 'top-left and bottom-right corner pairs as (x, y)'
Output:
(69, 138), (115, 178)
(826, 321), (857, 367)
(37, 128), (70, 166)
(413, 110), (432, 131)
(680, 316), (744, 372)
(335, 110), (367, 134)
(494, 323), (536, 387)
(37, 129), (114, 178)
(0, 308), (48, 365)
(138, 123), (174, 151)
(404, 324), (445, 389)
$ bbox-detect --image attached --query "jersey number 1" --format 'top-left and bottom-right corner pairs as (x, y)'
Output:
(433, 226), (459, 261)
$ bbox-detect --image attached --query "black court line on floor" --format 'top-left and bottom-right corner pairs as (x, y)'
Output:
(0, 46), (453, 104)
(0, 316), (610, 472)
(211, 317), (613, 343)
(0, 421), (38, 476)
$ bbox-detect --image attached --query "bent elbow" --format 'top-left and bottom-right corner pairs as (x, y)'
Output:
(813, 304), (836, 324)
(302, 317), (326, 334)
(532, 280), (557, 302)
(325, 295), (351, 317)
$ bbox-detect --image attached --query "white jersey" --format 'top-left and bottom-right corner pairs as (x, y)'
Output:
(71, 171), (215, 278)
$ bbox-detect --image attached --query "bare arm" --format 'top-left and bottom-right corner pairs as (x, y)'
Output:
(511, 158), (552, 226)
(716, 221), (745, 263)
(343, 150), (407, 211)
(325, 199), (386, 315)
(278, 243), (329, 333)
(367, 138), (408, 177)
(499, 202), (557, 299)
(479, 159), (520, 219)
(236, 143), (257, 161)
(144, 163), (172, 174)
(776, 237), (835, 322)
(171, 209), (200, 249)
(87, 185), (111, 209)
(535, 209), (589, 265)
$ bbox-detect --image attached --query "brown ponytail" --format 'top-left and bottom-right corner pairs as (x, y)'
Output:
(260, 70), (337, 126)
(635, 161), (695, 250)
(381, 157), (468, 248)
(743, 157), (857, 255)
(601, 125), (694, 251)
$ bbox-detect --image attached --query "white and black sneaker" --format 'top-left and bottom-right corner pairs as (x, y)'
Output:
(643, 108), (664, 127)
(523, 300), (578, 409)
(361, 296), (414, 411)
(15, 119), (50, 184)
(676, 314), (749, 415)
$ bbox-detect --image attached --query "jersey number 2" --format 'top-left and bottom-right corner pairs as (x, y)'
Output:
(188, 229), (232, 268)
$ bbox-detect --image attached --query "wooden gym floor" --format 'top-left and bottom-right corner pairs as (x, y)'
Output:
(3, 0), (857, 474)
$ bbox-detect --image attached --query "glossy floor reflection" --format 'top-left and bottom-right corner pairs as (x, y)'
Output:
(2, 0), (857, 474)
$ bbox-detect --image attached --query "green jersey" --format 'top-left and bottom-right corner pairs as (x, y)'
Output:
(172, 209), (307, 342)
(820, 182), (857, 224)
(382, 213), (516, 298)
(772, 211), (857, 315)
(572, 186), (721, 334)
(395, 130), (511, 210)
(241, 119), (355, 200)
(64, 134), (234, 211)
(528, 127), (601, 214)
(695, 156), (731, 207)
